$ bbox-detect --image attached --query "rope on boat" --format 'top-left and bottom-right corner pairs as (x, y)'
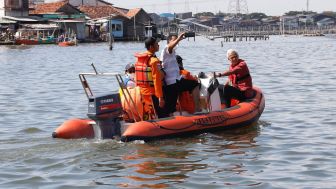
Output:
(147, 93), (264, 131)
(150, 120), (196, 131)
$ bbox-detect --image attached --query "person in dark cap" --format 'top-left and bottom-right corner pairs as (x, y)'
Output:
(134, 36), (168, 119)
(123, 63), (135, 88)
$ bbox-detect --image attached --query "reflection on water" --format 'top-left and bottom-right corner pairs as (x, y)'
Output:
(3, 44), (34, 50)
(87, 124), (261, 188)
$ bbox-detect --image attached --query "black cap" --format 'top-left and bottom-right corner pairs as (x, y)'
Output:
(176, 55), (183, 62)
(145, 37), (160, 49)
(176, 55), (184, 70)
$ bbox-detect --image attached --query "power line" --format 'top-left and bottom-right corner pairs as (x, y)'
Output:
(184, 0), (190, 12)
(228, 0), (249, 15)
(167, 0), (171, 13)
(124, 0), (226, 10)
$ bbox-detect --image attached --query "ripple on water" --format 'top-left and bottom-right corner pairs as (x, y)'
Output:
(19, 127), (43, 134)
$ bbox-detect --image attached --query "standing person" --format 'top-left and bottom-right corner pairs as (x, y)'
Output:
(159, 32), (185, 115)
(134, 37), (167, 119)
(216, 49), (253, 108)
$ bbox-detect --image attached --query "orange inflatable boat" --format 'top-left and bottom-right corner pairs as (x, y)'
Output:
(52, 71), (265, 142)
(121, 86), (264, 142)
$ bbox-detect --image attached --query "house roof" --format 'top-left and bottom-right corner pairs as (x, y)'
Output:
(79, 5), (128, 19)
(29, 1), (69, 14)
(97, 0), (112, 6)
(317, 17), (334, 23)
(20, 23), (59, 30)
(0, 17), (17, 24)
(113, 6), (129, 14)
(126, 8), (141, 18)
(3, 16), (41, 22)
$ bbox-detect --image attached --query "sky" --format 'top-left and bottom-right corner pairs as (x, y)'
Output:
(108, 0), (336, 16)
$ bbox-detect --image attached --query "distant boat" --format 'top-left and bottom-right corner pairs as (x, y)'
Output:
(15, 39), (38, 45)
(14, 25), (58, 45)
(58, 37), (77, 47)
(15, 36), (56, 45)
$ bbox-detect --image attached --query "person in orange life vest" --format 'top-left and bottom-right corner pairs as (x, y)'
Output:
(215, 49), (253, 108)
(134, 37), (168, 119)
(176, 55), (201, 113)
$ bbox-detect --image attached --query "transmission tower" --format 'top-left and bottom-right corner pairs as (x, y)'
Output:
(228, 0), (249, 15)
(167, 0), (171, 13)
(184, 0), (190, 12)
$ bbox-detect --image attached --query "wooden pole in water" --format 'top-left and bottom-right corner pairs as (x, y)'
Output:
(109, 15), (113, 50)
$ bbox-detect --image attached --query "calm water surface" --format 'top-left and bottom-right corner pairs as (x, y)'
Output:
(0, 35), (335, 188)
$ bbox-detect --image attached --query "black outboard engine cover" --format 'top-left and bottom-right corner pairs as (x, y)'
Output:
(87, 93), (122, 139)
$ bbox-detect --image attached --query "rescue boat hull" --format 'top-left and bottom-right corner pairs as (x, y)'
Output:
(121, 87), (265, 142)
(122, 115), (261, 142)
(53, 87), (265, 142)
(52, 119), (94, 139)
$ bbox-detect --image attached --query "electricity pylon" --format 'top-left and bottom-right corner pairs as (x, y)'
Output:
(228, 0), (249, 15)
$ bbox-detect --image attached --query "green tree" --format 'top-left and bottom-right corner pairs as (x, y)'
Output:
(285, 11), (316, 16)
(246, 12), (268, 20)
(322, 11), (336, 18)
(194, 12), (215, 18)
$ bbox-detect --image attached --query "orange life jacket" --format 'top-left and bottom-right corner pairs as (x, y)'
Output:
(134, 52), (154, 87)
(119, 86), (143, 122)
(177, 91), (195, 114)
(230, 98), (240, 107)
(177, 70), (196, 114)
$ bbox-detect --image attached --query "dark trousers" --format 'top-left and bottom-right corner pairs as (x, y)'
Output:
(151, 95), (169, 118)
(218, 85), (246, 108)
(163, 78), (199, 114)
(163, 83), (179, 114)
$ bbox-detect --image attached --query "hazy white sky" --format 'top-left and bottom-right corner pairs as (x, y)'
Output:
(108, 0), (336, 16)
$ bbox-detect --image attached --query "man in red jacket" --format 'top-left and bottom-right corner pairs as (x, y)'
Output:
(216, 49), (253, 108)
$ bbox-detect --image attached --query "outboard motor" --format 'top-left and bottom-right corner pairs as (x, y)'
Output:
(87, 93), (122, 139)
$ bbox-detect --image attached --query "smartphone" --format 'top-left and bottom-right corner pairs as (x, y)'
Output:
(184, 32), (195, 38)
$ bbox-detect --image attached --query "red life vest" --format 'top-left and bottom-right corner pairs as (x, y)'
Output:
(228, 59), (252, 91)
(134, 52), (154, 87)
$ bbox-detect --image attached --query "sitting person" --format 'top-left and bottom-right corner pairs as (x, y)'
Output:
(176, 55), (200, 113)
(216, 49), (253, 108)
(123, 63), (136, 88)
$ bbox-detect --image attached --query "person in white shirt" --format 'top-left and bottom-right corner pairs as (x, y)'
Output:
(160, 33), (186, 115)
(160, 33), (201, 115)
